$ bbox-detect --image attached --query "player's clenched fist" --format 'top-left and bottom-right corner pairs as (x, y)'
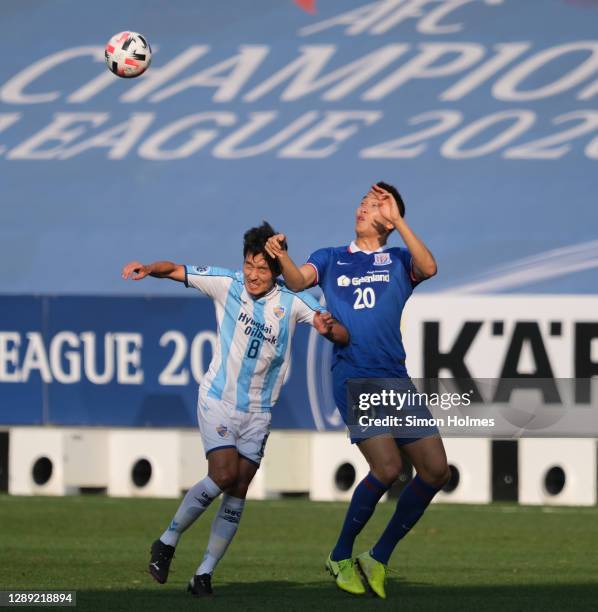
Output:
(313, 311), (333, 336)
(264, 234), (288, 260)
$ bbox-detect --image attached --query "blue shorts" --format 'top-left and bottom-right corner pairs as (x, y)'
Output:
(332, 359), (438, 445)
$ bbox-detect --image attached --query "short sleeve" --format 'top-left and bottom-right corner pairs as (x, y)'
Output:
(393, 248), (420, 287)
(292, 290), (325, 325)
(306, 248), (332, 287)
(185, 265), (236, 300)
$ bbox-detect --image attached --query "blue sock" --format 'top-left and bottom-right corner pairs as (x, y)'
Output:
(371, 475), (441, 565)
(331, 473), (389, 561)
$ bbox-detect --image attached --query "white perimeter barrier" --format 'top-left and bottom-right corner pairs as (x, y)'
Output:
(435, 438), (492, 504)
(308, 432), (371, 502)
(6, 428), (597, 506)
(9, 427), (66, 495)
(107, 430), (180, 498)
(64, 429), (108, 489)
(519, 438), (597, 506)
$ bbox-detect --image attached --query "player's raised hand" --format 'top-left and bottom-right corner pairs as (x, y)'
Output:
(313, 311), (333, 336)
(372, 183), (401, 225)
(265, 234), (287, 259)
(121, 261), (151, 280)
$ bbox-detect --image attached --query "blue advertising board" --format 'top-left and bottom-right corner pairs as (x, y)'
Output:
(0, 295), (319, 428)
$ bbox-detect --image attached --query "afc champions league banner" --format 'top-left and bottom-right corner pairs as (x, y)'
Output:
(1, 1), (598, 429)
(1, 0), (598, 295)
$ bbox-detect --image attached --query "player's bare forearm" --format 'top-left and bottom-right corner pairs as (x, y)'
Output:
(393, 218), (437, 280)
(148, 261), (184, 280)
(278, 253), (311, 291)
(121, 260), (185, 282)
(264, 233), (315, 290)
(372, 183), (437, 280)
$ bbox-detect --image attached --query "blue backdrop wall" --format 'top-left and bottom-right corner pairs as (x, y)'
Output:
(0, 295), (317, 429)
(1, 0), (597, 295)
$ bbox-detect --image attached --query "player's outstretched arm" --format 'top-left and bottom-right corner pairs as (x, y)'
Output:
(372, 184), (438, 281)
(121, 261), (186, 283)
(313, 311), (350, 346)
(264, 234), (316, 291)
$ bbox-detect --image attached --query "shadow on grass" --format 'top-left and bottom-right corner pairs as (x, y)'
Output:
(76, 580), (598, 612)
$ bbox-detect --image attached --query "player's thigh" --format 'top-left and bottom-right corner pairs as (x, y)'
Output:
(331, 360), (354, 424)
(227, 457), (259, 499)
(401, 435), (450, 488)
(197, 397), (238, 453)
(198, 398), (240, 488)
(235, 411), (271, 468)
(357, 434), (403, 485)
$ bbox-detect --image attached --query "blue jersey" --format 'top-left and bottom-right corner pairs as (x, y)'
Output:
(307, 241), (419, 373)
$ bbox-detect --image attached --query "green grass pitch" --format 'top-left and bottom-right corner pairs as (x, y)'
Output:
(1, 495), (597, 611)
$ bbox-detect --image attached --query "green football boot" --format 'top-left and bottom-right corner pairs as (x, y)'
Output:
(325, 554), (366, 595)
(355, 551), (387, 599)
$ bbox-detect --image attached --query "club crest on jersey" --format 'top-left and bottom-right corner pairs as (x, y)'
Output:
(192, 266), (209, 274)
(337, 275), (351, 287)
(374, 253), (392, 266)
(273, 305), (286, 319)
(216, 424), (229, 438)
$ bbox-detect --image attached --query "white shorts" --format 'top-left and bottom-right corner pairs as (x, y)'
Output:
(197, 396), (271, 466)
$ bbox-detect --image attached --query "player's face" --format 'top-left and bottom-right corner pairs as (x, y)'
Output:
(355, 190), (392, 238)
(243, 252), (275, 297)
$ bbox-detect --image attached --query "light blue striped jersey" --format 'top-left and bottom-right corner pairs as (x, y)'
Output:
(185, 265), (323, 412)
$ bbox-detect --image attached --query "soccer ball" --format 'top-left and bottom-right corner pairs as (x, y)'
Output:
(105, 31), (152, 78)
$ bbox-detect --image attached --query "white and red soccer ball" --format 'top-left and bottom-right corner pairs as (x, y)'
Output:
(105, 31), (152, 78)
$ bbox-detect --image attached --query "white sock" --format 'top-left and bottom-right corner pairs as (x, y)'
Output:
(160, 475), (222, 547)
(196, 494), (245, 575)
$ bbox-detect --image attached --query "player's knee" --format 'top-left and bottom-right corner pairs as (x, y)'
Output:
(372, 460), (402, 485)
(210, 467), (238, 491)
(420, 462), (451, 489)
(228, 479), (250, 499)
(439, 464), (452, 488)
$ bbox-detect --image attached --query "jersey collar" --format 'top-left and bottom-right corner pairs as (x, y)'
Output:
(241, 281), (280, 303)
(348, 240), (387, 255)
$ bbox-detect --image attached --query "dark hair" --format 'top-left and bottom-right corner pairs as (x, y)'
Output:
(377, 181), (405, 218)
(243, 221), (286, 277)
